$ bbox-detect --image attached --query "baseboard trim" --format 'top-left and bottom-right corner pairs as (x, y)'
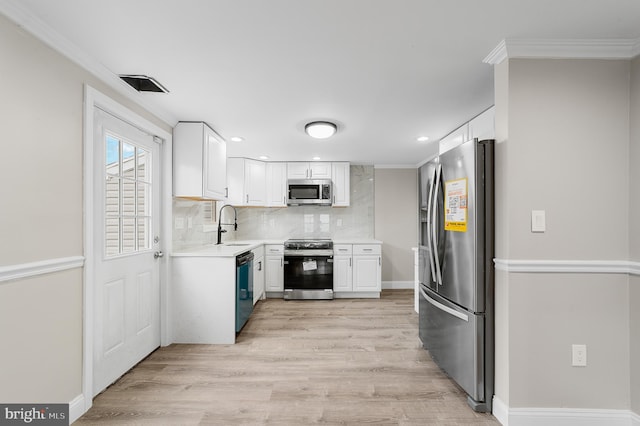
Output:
(494, 259), (640, 276)
(492, 398), (640, 426)
(334, 292), (380, 299)
(0, 256), (85, 284)
(69, 393), (87, 424)
(382, 280), (414, 289)
(492, 396), (509, 425)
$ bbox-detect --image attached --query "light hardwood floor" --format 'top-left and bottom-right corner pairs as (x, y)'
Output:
(77, 290), (500, 425)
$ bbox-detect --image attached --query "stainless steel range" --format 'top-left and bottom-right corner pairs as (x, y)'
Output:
(283, 239), (334, 300)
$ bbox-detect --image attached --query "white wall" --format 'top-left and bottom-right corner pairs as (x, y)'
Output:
(629, 56), (640, 415)
(494, 58), (633, 411)
(0, 13), (169, 404)
(374, 168), (418, 283)
(493, 59), (510, 407)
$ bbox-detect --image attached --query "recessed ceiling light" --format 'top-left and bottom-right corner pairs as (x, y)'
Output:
(230, 136), (244, 142)
(305, 121), (337, 139)
(259, 155), (269, 160)
(417, 136), (429, 142)
(312, 156), (321, 161)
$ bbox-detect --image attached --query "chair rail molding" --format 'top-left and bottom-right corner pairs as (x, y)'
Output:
(0, 256), (85, 284)
(494, 258), (640, 276)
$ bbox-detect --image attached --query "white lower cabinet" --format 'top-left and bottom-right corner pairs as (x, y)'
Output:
(253, 246), (265, 305)
(353, 255), (381, 292)
(172, 256), (237, 344)
(265, 244), (284, 294)
(333, 243), (381, 296)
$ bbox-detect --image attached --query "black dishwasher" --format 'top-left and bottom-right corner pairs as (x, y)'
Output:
(235, 251), (254, 332)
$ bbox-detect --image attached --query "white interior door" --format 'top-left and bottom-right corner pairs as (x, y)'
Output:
(93, 107), (161, 396)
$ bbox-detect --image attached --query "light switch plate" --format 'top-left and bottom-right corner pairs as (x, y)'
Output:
(531, 210), (546, 233)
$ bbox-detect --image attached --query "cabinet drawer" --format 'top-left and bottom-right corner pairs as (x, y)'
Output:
(334, 244), (353, 255)
(353, 244), (381, 255)
(265, 244), (284, 255)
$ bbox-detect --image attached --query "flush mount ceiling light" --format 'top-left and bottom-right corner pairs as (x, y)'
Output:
(119, 75), (169, 93)
(417, 136), (430, 142)
(305, 121), (337, 139)
(230, 136), (244, 142)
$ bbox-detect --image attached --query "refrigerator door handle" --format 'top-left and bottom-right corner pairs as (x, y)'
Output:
(420, 286), (469, 322)
(431, 164), (443, 286)
(426, 167), (437, 283)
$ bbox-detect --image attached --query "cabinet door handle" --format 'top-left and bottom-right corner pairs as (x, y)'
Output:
(281, 258), (283, 267)
(379, 257), (381, 265)
(349, 258), (352, 267)
(246, 194), (249, 203)
(225, 187), (228, 198)
(258, 261), (262, 271)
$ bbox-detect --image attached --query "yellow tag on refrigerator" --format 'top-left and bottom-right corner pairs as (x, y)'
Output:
(444, 178), (468, 232)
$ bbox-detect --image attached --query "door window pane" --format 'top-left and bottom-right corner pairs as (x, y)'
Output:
(104, 133), (153, 257)
(106, 136), (120, 176)
(137, 147), (149, 182)
(137, 217), (150, 250)
(122, 217), (136, 254)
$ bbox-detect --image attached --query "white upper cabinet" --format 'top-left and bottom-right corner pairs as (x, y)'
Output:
(439, 107), (495, 155)
(331, 162), (350, 207)
(266, 162), (287, 207)
(287, 162), (332, 179)
(173, 122), (227, 200)
(468, 107), (495, 141)
(245, 159), (266, 205)
(227, 158), (266, 206)
(439, 123), (469, 155)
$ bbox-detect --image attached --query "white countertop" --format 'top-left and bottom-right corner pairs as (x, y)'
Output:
(172, 240), (268, 257)
(172, 238), (382, 257)
(333, 239), (383, 245)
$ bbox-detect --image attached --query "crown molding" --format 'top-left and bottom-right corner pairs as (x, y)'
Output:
(484, 38), (640, 65)
(0, 0), (177, 126)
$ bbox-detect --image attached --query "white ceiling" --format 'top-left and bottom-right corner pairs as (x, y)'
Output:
(4, 0), (640, 166)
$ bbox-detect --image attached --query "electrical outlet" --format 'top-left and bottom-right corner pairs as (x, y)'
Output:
(572, 344), (587, 367)
(175, 217), (185, 230)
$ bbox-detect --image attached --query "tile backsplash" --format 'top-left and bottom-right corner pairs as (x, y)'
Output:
(172, 165), (374, 248)
(172, 198), (216, 249)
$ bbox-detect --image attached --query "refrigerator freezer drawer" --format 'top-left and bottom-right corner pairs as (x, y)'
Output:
(419, 286), (485, 403)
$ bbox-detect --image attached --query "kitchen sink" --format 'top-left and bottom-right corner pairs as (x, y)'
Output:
(225, 243), (250, 246)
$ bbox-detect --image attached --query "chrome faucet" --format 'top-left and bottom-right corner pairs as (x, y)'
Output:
(216, 204), (238, 245)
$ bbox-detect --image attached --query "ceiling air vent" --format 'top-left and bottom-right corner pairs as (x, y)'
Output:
(119, 75), (169, 93)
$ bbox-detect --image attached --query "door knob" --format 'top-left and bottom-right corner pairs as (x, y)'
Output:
(154, 251), (164, 259)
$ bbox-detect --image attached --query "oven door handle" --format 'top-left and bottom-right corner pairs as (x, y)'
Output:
(283, 251), (334, 257)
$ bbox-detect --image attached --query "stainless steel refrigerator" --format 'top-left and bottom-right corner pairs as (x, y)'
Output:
(418, 138), (495, 412)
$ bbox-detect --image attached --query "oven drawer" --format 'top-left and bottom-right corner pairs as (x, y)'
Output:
(353, 244), (381, 255)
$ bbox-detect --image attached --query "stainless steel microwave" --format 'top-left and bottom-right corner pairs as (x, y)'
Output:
(287, 179), (332, 206)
